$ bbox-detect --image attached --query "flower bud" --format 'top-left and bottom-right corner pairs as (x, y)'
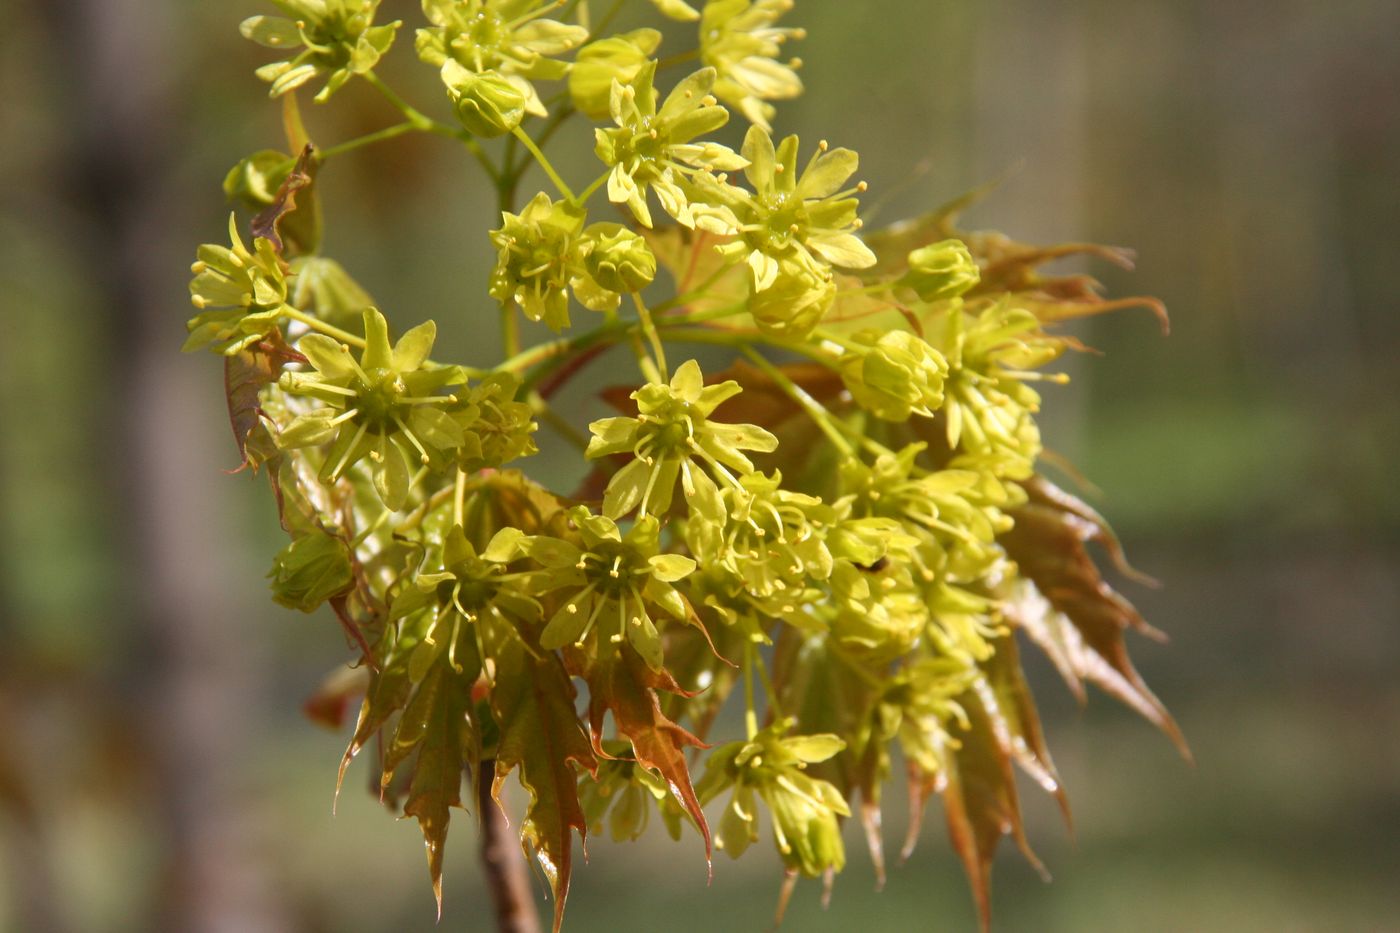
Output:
(568, 29), (662, 119)
(839, 331), (948, 421)
(765, 780), (848, 877)
(747, 261), (836, 339)
(901, 238), (979, 302)
(583, 223), (656, 293)
(442, 63), (525, 137)
(223, 149), (289, 209)
(268, 531), (354, 613)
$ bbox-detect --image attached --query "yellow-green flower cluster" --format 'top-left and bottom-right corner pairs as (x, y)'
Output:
(185, 215), (289, 354)
(276, 308), (471, 510)
(699, 0), (806, 129)
(241, 0), (400, 102)
(698, 720), (850, 877)
(594, 64), (748, 230)
(529, 508), (695, 670)
(704, 127), (875, 337)
(417, 0), (586, 119)
(200, 2), (1178, 924)
(586, 360), (778, 520)
(488, 194), (633, 330)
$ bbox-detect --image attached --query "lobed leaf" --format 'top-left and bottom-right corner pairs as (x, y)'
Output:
(1002, 476), (1190, 759)
(491, 638), (597, 933)
(578, 645), (713, 865)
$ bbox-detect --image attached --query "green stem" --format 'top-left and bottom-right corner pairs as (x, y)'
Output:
(754, 644), (782, 717)
(317, 121), (417, 160)
(592, 0), (627, 37)
(811, 326), (864, 353)
(453, 468), (466, 527)
(529, 391), (589, 453)
(739, 345), (855, 456)
(827, 639), (884, 689)
(656, 49), (701, 71)
(575, 169), (611, 206)
(510, 125), (574, 201)
(631, 292), (668, 382)
(365, 71), (498, 182)
(282, 305), (366, 349)
(743, 640), (759, 740)
(501, 305), (520, 358)
(651, 264), (736, 315)
(629, 331), (663, 385)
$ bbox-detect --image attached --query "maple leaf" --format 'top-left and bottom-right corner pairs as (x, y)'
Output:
(335, 615), (484, 915)
(223, 331), (304, 474)
(1001, 475), (1190, 758)
(490, 636), (597, 933)
(250, 142), (319, 257)
(643, 226), (748, 318)
(980, 633), (1070, 827)
(577, 644), (713, 865)
(390, 655), (478, 915)
(861, 186), (1168, 334)
(932, 684), (1047, 933)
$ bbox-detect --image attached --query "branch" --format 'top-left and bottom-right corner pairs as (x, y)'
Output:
(478, 761), (542, 933)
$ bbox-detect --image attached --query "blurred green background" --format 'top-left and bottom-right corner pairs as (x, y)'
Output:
(2, 1), (1398, 930)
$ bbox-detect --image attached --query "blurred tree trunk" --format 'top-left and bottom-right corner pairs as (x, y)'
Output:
(34, 1), (293, 930)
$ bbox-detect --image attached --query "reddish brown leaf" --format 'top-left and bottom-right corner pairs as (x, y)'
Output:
(251, 144), (315, 255)
(579, 645), (712, 864)
(396, 660), (476, 916)
(1002, 476), (1191, 759)
(861, 190), (1170, 334)
(491, 638), (596, 933)
(980, 634), (1071, 830)
(337, 633), (413, 805)
(223, 331), (304, 473)
(939, 687), (1046, 933)
(302, 663), (368, 730)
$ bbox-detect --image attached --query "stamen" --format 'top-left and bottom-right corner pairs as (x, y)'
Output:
(392, 414), (433, 466)
(328, 408), (360, 428)
(327, 420), (369, 481)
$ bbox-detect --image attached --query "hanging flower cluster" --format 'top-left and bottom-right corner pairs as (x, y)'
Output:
(193, 3), (1183, 931)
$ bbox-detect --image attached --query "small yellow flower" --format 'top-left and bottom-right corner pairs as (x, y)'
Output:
(699, 0), (806, 129)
